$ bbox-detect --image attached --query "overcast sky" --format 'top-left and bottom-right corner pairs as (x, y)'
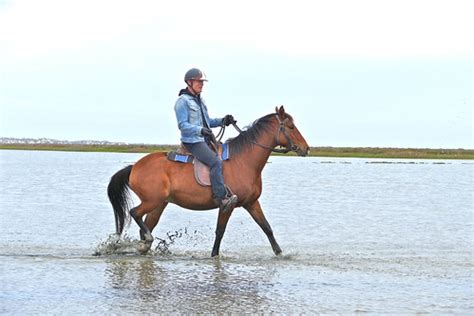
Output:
(1, 0), (473, 148)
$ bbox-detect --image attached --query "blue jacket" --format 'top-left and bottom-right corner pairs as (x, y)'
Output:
(174, 89), (223, 143)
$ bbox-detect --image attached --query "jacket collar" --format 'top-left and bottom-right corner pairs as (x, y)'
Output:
(179, 88), (200, 97)
(179, 88), (203, 106)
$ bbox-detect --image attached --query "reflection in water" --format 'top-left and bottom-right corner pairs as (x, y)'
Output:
(104, 257), (277, 313)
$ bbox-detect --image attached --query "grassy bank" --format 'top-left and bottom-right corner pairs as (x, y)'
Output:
(1, 143), (473, 159)
(304, 147), (474, 159)
(0, 144), (177, 153)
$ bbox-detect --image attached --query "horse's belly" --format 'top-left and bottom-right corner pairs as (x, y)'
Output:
(167, 183), (216, 211)
(168, 198), (217, 211)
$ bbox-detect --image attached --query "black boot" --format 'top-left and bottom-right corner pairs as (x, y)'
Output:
(217, 194), (238, 213)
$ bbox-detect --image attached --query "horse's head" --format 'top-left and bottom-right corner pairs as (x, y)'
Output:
(273, 106), (310, 156)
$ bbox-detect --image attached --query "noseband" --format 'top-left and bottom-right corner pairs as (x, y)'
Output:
(263, 114), (295, 153)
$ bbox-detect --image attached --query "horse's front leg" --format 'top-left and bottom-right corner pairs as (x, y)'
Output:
(211, 208), (234, 257)
(244, 200), (282, 255)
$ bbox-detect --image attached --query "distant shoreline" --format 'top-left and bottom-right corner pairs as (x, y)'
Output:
(1, 144), (473, 159)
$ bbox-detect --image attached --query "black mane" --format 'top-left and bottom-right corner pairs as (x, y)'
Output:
(226, 113), (276, 155)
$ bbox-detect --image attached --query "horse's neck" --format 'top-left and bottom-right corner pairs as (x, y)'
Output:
(235, 126), (276, 176)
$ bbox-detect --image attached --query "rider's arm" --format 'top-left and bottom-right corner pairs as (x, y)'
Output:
(209, 117), (224, 128)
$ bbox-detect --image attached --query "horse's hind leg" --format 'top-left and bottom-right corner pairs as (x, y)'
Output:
(244, 200), (282, 255)
(141, 202), (168, 240)
(130, 203), (156, 254)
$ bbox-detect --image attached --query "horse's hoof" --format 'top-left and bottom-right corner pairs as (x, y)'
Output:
(144, 233), (154, 242)
(137, 240), (152, 254)
(274, 247), (282, 256)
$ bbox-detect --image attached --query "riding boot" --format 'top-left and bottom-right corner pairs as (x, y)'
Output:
(215, 194), (238, 213)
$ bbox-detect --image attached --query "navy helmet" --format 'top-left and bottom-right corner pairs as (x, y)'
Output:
(184, 68), (208, 82)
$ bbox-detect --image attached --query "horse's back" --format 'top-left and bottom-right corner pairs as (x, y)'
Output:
(135, 151), (167, 164)
(132, 151), (169, 173)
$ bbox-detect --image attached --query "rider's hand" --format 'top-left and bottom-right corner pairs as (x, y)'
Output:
(201, 127), (213, 137)
(222, 114), (235, 126)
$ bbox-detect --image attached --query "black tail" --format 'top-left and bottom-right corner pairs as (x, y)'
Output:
(107, 165), (133, 235)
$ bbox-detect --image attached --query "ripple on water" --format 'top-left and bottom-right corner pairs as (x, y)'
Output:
(1, 152), (472, 314)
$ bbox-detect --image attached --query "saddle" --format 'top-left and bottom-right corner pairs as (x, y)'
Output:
(167, 142), (230, 186)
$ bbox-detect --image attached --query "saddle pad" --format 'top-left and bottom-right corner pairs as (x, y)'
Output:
(167, 143), (230, 163)
(221, 143), (230, 160)
(167, 151), (194, 163)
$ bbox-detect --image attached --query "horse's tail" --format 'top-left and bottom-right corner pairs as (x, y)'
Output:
(107, 165), (133, 235)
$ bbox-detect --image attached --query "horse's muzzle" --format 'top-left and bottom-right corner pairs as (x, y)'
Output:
(294, 146), (309, 157)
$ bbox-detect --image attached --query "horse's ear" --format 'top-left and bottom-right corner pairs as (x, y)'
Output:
(277, 105), (285, 117)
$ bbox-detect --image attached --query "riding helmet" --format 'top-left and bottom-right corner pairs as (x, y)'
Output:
(184, 68), (208, 82)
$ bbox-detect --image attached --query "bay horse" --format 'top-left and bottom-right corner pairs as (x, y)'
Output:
(107, 106), (309, 256)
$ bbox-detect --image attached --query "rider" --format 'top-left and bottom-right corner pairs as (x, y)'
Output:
(174, 68), (238, 212)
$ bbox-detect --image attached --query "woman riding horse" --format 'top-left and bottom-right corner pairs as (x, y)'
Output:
(175, 68), (237, 213)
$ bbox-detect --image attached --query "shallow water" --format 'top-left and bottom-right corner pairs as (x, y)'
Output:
(0, 150), (472, 314)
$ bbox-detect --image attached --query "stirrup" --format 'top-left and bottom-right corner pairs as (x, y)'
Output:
(216, 194), (238, 213)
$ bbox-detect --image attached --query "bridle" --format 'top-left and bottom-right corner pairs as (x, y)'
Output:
(217, 114), (297, 154)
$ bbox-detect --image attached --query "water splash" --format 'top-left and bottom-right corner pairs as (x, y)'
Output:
(93, 233), (140, 256)
(93, 228), (209, 256)
(154, 227), (208, 255)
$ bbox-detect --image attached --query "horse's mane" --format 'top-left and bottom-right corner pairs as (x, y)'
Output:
(226, 113), (276, 155)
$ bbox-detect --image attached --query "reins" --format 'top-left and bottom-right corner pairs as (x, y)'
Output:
(214, 114), (296, 154)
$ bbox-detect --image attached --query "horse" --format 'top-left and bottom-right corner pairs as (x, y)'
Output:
(107, 106), (310, 256)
